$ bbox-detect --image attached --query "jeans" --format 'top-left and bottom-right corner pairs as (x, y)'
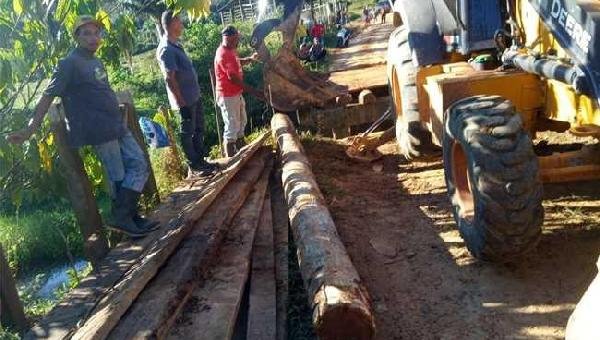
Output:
(93, 130), (149, 196)
(179, 99), (206, 166)
(217, 95), (247, 142)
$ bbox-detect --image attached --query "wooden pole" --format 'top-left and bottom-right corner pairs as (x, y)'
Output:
(271, 113), (375, 340)
(209, 68), (224, 156)
(49, 104), (109, 267)
(116, 91), (160, 207)
(0, 244), (28, 333)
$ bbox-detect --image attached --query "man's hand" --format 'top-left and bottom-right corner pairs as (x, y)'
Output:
(6, 128), (32, 145)
(250, 52), (260, 61)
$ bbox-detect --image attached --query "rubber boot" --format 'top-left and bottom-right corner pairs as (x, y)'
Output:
(113, 181), (159, 232)
(224, 140), (237, 158)
(108, 187), (150, 238)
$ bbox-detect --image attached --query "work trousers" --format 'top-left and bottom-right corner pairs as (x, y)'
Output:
(93, 129), (149, 197)
(179, 99), (206, 166)
(217, 94), (247, 142)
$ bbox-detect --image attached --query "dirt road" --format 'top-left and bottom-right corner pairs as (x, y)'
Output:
(328, 22), (394, 92)
(303, 138), (600, 339)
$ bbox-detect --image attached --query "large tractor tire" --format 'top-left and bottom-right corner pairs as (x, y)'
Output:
(389, 27), (437, 160)
(443, 95), (543, 261)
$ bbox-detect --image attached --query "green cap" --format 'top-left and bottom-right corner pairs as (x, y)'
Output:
(73, 15), (103, 36)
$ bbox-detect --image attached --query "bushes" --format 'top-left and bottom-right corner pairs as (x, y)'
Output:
(0, 209), (86, 275)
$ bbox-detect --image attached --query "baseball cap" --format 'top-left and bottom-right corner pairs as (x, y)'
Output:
(73, 15), (103, 36)
(221, 25), (239, 36)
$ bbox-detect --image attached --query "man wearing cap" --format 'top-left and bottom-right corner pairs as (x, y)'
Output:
(6, 16), (157, 238)
(214, 25), (263, 157)
(156, 11), (216, 174)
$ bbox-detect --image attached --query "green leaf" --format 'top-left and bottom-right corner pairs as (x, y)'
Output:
(12, 0), (24, 15)
(96, 10), (111, 32)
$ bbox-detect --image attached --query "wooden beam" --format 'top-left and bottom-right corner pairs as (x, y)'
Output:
(0, 244), (28, 333)
(166, 162), (273, 340)
(103, 150), (271, 340)
(246, 192), (277, 340)
(270, 168), (289, 340)
(25, 133), (268, 340)
(271, 114), (375, 340)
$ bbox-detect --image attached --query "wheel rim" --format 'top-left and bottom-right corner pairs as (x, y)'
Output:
(450, 141), (474, 222)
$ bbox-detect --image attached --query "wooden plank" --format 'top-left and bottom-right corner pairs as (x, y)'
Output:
(246, 193), (277, 340)
(78, 149), (270, 340)
(270, 168), (289, 340)
(271, 114), (375, 340)
(0, 244), (28, 332)
(26, 133), (268, 340)
(166, 162), (273, 340)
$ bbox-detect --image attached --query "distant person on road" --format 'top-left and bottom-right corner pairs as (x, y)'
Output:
(6, 16), (158, 238)
(156, 11), (217, 176)
(296, 19), (308, 44)
(310, 21), (326, 44)
(214, 25), (263, 157)
(298, 37), (312, 61)
(309, 36), (327, 61)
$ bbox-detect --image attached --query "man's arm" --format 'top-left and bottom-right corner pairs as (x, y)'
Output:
(239, 52), (259, 66)
(6, 95), (55, 144)
(164, 70), (186, 108)
(229, 73), (264, 100)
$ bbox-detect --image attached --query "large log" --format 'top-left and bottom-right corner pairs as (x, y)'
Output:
(271, 113), (375, 340)
(270, 168), (289, 340)
(26, 133), (268, 340)
(167, 162), (273, 340)
(75, 149), (270, 340)
(246, 192), (277, 340)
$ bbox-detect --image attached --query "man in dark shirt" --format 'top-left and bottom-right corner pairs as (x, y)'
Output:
(156, 11), (216, 175)
(6, 16), (157, 238)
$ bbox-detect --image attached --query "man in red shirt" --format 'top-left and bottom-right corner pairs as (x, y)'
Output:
(310, 21), (325, 44)
(214, 25), (263, 157)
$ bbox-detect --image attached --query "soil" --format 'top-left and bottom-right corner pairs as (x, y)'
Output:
(302, 137), (600, 339)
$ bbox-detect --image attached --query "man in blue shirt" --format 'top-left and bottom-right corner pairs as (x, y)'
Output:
(156, 11), (216, 175)
(6, 16), (157, 238)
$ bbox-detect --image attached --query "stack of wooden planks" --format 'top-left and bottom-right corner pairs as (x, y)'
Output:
(25, 133), (290, 340)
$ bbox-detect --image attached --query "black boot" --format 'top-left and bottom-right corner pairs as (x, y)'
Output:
(224, 140), (237, 158)
(113, 181), (159, 232)
(108, 187), (150, 238)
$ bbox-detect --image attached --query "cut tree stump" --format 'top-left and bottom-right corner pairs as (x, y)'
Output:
(82, 149), (270, 340)
(270, 168), (289, 340)
(26, 133), (268, 340)
(246, 192), (277, 340)
(167, 161), (273, 340)
(271, 113), (375, 340)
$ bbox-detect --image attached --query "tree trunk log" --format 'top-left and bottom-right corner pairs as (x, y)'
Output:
(48, 104), (109, 267)
(271, 113), (375, 340)
(0, 244), (28, 333)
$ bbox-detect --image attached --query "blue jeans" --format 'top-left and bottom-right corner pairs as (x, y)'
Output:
(93, 130), (149, 196)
